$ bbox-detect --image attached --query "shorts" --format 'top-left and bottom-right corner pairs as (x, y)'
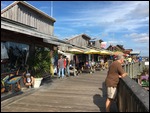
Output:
(107, 87), (117, 99)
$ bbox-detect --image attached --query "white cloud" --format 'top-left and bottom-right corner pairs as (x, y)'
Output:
(1, 1), (149, 56)
(125, 33), (149, 43)
(133, 36), (149, 43)
(56, 1), (149, 34)
(107, 40), (125, 46)
(126, 1), (149, 19)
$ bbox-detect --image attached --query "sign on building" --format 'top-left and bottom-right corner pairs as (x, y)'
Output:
(100, 42), (107, 49)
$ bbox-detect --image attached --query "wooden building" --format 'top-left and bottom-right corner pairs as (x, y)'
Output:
(124, 49), (133, 54)
(88, 39), (104, 49)
(107, 44), (125, 52)
(65, 34), (106, 63)
(1, 1), (59, 74)
(1, 1), (55, 36)
(66, 34), (91, 48)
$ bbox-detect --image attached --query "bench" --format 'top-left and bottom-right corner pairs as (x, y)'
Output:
(1, 73), (22, 92)
(6, 74), (22, 92)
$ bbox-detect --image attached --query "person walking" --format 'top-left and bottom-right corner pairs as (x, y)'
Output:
(64, 56), (67, 75)
(58, 55), (65, 78)
(66, 57), (70, 77)
(105, 54), (127, 112)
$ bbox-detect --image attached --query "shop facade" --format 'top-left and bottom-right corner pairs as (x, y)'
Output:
(1, 1), (58, 76)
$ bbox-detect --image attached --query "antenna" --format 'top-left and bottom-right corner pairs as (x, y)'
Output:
(50, 1), (53, 17)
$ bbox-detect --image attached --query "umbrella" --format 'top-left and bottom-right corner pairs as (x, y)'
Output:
(84, 49), (101, 54)
(100, 50), (112, 55)
(67, 48), (84, 54)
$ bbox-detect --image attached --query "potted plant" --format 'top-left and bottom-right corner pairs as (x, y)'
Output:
(29, 46), (51, 88)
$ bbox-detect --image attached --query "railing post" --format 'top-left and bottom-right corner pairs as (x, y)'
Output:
(138, 62), (141, 73)
(132, 63), (134, 78)
(127, 63), (129, 76)
(125, 63), (126, 72)
(126, 63), (128, 74)
(131, 63), (133, 78)
(135, 62), (138, 77)
(129, 63), (132, 78)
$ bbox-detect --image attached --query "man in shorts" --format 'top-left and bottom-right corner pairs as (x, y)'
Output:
(105, 54), (127, 112)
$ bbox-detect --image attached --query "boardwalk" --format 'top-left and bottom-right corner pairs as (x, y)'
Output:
(1, 70), (108, 112)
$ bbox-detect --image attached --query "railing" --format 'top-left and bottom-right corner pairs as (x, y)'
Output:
(117, 76), (149, 112)
(116, 61), (149, 112)
(123, 61), (146, 79)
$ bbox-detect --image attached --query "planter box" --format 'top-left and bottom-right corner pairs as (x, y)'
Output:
(34, 78), (43, 88)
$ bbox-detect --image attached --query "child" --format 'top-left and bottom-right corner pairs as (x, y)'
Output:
(24, 73), (34, 88)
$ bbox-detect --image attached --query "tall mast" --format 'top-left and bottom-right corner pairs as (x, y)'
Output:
(51, 1), (53, 17)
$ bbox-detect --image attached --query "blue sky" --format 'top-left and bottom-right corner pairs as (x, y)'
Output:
(1, 1), (149, 56)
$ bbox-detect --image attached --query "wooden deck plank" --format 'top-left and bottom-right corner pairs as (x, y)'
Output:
(1, 70), (108, 112)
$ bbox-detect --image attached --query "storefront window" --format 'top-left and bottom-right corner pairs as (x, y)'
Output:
(1, 42), (9, 59)
(1, 42), (29, 73)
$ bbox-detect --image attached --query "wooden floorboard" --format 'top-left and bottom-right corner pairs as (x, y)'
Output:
(1, 70), (108, 112)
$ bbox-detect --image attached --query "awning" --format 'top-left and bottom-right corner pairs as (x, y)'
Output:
(130, 51), (140, 55)
(58, 50), (74, 60)
(43, 39), (73, 47)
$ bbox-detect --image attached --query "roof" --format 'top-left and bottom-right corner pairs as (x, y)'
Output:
(124, 49), (133, 54)
(124, 49), (133, 51)
(106, 44), (124, 51)
(1, 16), (75, 47)
(1, 1), (56, 22)
(116, 44), (125, 50)
(66, 33), (91, 42)
(1, 17), (56, 39)
(130, 51), (140, 55)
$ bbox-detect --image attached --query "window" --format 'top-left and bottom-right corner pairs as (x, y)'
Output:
(1, 42), (9, 59)
(1, 42), (29, 73)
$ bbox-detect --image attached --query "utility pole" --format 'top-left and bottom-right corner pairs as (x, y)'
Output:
(50, 1), (53, 17)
